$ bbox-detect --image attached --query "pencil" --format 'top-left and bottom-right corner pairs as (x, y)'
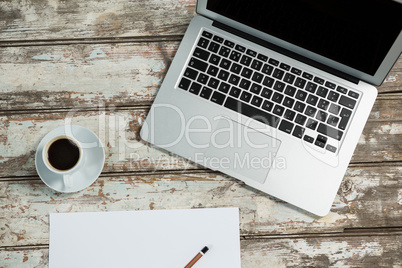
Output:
(184, 246), (209, 268)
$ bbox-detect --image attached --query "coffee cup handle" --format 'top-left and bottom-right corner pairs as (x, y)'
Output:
(63, 174), (73, 189)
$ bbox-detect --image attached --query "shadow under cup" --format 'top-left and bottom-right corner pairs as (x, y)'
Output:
(43, 136), (82, 173)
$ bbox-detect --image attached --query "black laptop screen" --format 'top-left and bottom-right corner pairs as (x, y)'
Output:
(207, 0), (402, 75)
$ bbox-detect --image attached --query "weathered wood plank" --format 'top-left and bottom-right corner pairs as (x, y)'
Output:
(0, 42), (178, 110)
(1, 165), (401, 247)
(0, 0), (196, 41)
(0, 44), (401, 111)
(1, 235), (401, 267)
(0, 100), (401, 177)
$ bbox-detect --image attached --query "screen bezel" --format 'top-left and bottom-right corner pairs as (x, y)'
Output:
(197, 0), (402, 86)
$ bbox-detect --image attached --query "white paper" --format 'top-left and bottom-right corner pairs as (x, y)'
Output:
(49, 208), (241, 268)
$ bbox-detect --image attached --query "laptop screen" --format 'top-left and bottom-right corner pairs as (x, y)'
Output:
(206, 0), (402, 76)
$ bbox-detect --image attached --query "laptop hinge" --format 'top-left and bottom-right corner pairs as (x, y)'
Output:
(212, 21), (360, 85)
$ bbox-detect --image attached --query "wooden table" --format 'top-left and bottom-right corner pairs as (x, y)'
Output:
(1, 1), (401, 267)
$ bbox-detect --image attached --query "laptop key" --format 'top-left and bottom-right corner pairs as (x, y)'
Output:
(218, 47), (231, 59)
(261, 88), (273, 99)
(239, 79), (251, 90)
(284, 85), (296, 97)
(317, 99), (330, 110)
(189, 57), (208, 72)
(273, 68), (285, 80)
(252, 72), (264, 83)
(295, 90), (307, 101)
(250, 83), (262, 94)
(209, 54), (221, 65)
(294, 101), (306, 113)
(295, 114), (307, 125)
(240, 55), (252, 66)
(197, 73), (209, 85)
(211, 91), (226, 105)
(339, 108), (352, 130)
(230, 63), (242, 74)
(279, 120), (294, 134)
(220, 59), (231, 70)
(208, 77), (220, 89)
(224, 97), (280, 128)
(316, 110), (328, 122)
(306, 118), (318, 130)
(306, 94), (318, 105)
(279, 63), (291, 71)
(262, 64), (273, 75)
(326, 144), (337, 153)
(268, 58), (279, 66)
(208, 42), (220, 53)
(202, 31), (213, 39)
(313, 77), (325, 85)
(213, 35), (224, 43)
(283, 97), (294, 108)
(251, 59), (263, 71)
(262, 100), (274, 112)
(224, 40), (235, 48)
(302, 72), (313, 80)
(228, 74), (240, 86)
(273, 105), (285, 116)
(284, 109), (296, 121)
(339, 95), (356, 109)
(305, 106), (317, 117)
(317, 123), (343, 141)
(274, 81), (285, 92)
(291, 67), (302, 76)
(272, 92), (284, 104)
(229, 87), (242, 98)
(218, 82), (230, 93)
(315, 134), (327, 148)
(263, 77), (274, 88)
(200, 87), (213, 99)
(303, 135), (314, 143)
(336, 86), (348, 94)
(284, 73), (295, 84)
(240, 91), (252, 103)
(348, 90), (360, 99)
(193, 47), (210, 61)
(257, 54), (268, 62)
(189, 82), (202, 95)
(305, 82), (317, 93)
(229, 51), (241, 62)
(207, 65), (219, 77)
(179, 77), (191, 90)
(198, 37), (210, 49)
(327, 115), (339, 127)
(292, 125), (305, 138)
(328, 103), (340, 115)
(327, 91), (340, 102)
(325, 81), (336, 89)
(218, 70), (229, 81)
(235, 44), (246, 52)
(294, 77), (306, 89)
(316, 86), (328, 97)
(251, 96), (263, 107)
(246, 49), (257, 57)
(184, 68), (198, 80)
(241, 67), (253, 79)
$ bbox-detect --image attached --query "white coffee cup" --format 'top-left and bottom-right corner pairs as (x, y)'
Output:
(42, 135), (84, 189)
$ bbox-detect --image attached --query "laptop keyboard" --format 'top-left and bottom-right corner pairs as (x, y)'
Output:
(178, 30), (361, 153)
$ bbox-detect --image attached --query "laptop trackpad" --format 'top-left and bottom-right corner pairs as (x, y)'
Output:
(206, 118), (281, 184)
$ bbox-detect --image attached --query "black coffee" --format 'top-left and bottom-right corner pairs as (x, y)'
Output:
(47, 138), (80, 171)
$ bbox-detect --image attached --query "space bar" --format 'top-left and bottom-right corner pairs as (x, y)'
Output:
(224, 97), (280, 128)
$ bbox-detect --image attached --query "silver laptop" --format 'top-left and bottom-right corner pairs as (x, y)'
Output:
(141, 0), (402, 216)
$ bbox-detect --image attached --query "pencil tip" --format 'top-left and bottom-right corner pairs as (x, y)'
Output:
(201, 246), (209, 254)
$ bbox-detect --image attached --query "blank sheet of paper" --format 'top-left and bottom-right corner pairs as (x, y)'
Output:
(49, 208), (240, 268)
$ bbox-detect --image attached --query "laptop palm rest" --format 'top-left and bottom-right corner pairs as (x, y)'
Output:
(205, 117), (281, 184)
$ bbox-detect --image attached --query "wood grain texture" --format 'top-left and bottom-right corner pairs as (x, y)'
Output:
(1, 235), (401, 268)
(1, 166), (401, 247)
(0, 101), (401, 178)
(0, 43), (401, 111)
(0, 0), (196, 41)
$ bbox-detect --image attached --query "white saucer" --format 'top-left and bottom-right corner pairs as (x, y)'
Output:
(35, 125), (105, 193)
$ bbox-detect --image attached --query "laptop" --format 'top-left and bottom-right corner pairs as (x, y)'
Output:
(141, 0), (402, 216)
